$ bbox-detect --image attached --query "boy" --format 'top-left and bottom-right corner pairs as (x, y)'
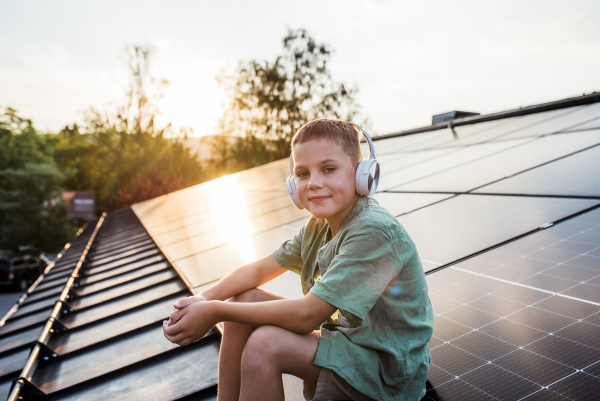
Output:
(163, 119), (433, 401)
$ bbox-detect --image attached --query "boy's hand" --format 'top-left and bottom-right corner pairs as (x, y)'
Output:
(167, 295), (208, 325)
(163, 300), (218, 346)
(174, 295), (208, 310)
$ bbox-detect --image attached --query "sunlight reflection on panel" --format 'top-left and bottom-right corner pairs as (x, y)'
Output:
(151, 193), (294, 242)
(202, 175), (257, 264)
(176, 226), (299, 287)
(161, 205), (308, 261)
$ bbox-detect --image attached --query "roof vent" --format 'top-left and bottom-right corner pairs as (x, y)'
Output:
(432, 111), (480, 125)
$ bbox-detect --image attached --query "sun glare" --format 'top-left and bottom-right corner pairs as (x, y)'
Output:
(206, 175), (257, 264)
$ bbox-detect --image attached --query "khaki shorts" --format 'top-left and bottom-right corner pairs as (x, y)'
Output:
(303, 331), (375, 401)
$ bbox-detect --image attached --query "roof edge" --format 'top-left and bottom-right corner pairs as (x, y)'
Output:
(373, 91), (600, 142)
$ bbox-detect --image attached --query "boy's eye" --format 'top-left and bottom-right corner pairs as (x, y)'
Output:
(324, 167), (336, 173)
(296, 171), (308, 178)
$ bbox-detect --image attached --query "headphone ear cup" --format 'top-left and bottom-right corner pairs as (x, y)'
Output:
(355, 160), (380, 195)
(369, 161), (380, 195)
(355, 161), (367, 195)
(286, 176), (304, 210)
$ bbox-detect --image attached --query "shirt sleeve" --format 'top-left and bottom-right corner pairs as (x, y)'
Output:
(272, 225), (305, 275)
(310, 224), (410, 321)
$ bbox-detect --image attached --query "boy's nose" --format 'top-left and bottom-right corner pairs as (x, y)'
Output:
(307, 176), (324, 189)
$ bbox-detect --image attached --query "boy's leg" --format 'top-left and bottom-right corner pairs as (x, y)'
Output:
(240, 325), (321, 401)
(217, 288), (287, 401)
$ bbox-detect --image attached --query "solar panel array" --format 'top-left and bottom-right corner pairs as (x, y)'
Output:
(1, 95), (599, 400)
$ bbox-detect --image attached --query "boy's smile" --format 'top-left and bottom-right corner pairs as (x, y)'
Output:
(293, 138), (360, 236)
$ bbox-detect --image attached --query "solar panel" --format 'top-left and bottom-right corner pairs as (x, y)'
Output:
(497, 102), (600, 142)
(475, 145), (600, 197)
(377, 147), (456, 175)
(430, 106), (589, 150)
(424, 206), (600, 400)
(175, 225), (300, 288)
(412, 107), (577, 152)
(378, 139), (529, 191)
(397, 194), (599, 271)
(566, 116), (600, 132)
(372, 192), (452, 216)
(373, 108), (573, 154)
(394, 129), (600, 192)
(416, 118), (526, 150)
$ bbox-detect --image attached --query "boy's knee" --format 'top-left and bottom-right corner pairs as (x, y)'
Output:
(242, 326), (281, 366)
(229, 288), (262, 303)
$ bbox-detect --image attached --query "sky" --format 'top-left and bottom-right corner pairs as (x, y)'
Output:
(1, 0), (599, 137)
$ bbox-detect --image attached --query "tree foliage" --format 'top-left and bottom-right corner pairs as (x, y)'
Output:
(105, 168), (182, 211)
(208, 28), (364, 173)
(0, 107), (79, 251)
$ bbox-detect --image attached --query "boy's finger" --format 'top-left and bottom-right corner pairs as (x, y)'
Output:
(174, 297), (192, 309)
(163, 320), (184, 336)
(163, 324), (177, 343)
(168, 308), (186, 325)
(169, 332), (189, 345)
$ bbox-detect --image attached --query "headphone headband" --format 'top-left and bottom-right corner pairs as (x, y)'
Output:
(343, 121), (376, 160)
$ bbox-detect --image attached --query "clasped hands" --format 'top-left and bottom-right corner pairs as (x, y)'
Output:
(163, 295), (218, 346)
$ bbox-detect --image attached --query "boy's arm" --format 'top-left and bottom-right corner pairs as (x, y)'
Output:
(163, 293), (337, 345)
(202, 254), (287, 300)
(172, 254), (287, 310)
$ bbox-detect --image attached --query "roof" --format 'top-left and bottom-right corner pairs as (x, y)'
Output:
(1, 93), (600, 400)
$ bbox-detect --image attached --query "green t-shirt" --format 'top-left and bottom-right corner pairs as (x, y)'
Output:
(273, 196), (433, 401)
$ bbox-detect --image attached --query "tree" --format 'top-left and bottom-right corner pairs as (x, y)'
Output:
(209, 28), (365, 173)
(0, 107), (79, 252)
(53, 45), (205, 212)
(105, 168), (181, 211)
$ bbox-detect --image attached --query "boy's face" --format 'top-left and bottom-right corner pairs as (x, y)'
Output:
(293, 138), (359, 222)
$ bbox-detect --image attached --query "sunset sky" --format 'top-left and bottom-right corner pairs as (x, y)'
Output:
(1, 0), (599, 136)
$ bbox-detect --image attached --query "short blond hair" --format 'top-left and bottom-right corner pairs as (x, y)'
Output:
(292, 119), (361, 165)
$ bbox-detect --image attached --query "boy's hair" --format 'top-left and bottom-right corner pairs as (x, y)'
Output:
(292, 119), (362, 166)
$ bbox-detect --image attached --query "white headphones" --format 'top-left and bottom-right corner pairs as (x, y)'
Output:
(286, 122), (380, 210)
